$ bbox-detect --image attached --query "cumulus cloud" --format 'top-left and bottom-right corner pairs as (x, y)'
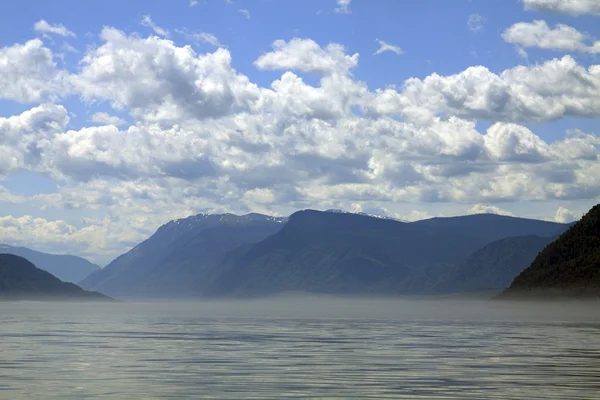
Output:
(242, 188), (277, 214)
(399, 210), (433, 222)
(255, 38), (359, 76)
(368, 55), (600, 123)
(0, 39), (69, 103)
(2, 30), (600, 260)
(484, 123), (552, 163)
(0, 214), (146, 263)
(335, 0), (352, 14)
(3, 33), (598, 204)
(140, 15), (170, 37)
(468, 204), (514, 216)
(1, 34), (596, 202)
(91, 112), (126, 126)
(0, 104), (69, 176)
(72, 27), (259, 122)
(34, 20), (76, 37)
(554, 206), (577, 222)
(0, 186), (26, 204)
(503, 20), (600, 53)
(522, 0), (600, 15)
(48, 123), (215, 182)
(374, 39), (403, 55)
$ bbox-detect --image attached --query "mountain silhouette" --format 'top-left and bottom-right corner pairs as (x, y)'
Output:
(80, 213), (286, 297)
(0, 254), (110, 301)
(0, 244), (99, 283)
(201, 210), (568, 296)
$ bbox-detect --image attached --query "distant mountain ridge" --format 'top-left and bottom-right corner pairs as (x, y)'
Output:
(199, 210), (569, 297)
(80, 209), (571, 299)
(0, 254), (110, 301)
(434, 235), (557, 294)
(0, 244), (100, 283)
(80, 212), (287, 297)
(502, 204), (600, 298)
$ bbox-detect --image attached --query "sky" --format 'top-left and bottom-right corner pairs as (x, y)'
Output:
(0, 0), (599, 265)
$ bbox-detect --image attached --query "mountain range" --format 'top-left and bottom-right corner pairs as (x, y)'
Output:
(434, 235), (557, 294)
(0, 254), (109, 301)
(80, 213), (286, 297)
(0, 244), (100, 283)
(80, 209), (569, 298)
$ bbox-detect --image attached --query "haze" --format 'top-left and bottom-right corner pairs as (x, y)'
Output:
(1, 0), (600, 398)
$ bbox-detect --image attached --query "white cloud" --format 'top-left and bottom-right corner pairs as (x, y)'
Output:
(194, 32), (221, 47)
(140, 15), (170, 37)
(2, 31), (600, 261)
(0, 186), (26, 204)
(190, 0), (198, 6)
(176, 29), (223, 47)
(72, 27), (259, 122)
(48, 123), (215, 182)
(242, 188), (276, 205)
(91, 112), (126, 126)
(254, 38), (359, 76)
(0, 35), (595, 204)
(2, 34), (594, 205)
(34, 105), (600, 205)
(335, 0), (352, 14)
(400, 210), (433, 222)
(467, 14), (485, 32)
(374, 39), (403, 56)
(0, 104), (69, 176)
(0, 39), (69, 103)
(34, 20), (76, 37)
(238, 9), (251, 19)
(0, 214), (145, 264)
(503, 20), (600, 53)
(522, 0), (600, 15)
(368, 55), (600, 124)
(484, 123), (552, 163)
(468, 204), (514, 216)
(554, 206), (577, 222)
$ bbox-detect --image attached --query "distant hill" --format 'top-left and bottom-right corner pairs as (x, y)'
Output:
(0, 244), (100, 283)
(434, 235), (556, 294)
(200, 210), (569, 297)
(501, 204), (600, 298)
(79, 213), (286, 297)
(0, 254), (110, 301)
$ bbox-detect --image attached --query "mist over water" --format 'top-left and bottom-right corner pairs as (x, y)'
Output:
(1, 297), (599, 399)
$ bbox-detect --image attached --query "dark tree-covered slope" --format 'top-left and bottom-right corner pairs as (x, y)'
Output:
(0, 254), (109, 301)
(502, 204), (600, 298)
(0, 244), (100, 283)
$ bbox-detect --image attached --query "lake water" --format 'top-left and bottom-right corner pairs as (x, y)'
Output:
(1, 297), (599, 399)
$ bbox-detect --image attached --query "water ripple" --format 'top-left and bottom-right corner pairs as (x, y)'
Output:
(0, 300), (599, 399)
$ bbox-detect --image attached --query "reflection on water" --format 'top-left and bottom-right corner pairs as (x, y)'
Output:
(0, 299), (599, 399)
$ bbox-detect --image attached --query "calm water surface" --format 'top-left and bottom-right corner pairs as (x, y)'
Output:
(1, 298), (599, 399)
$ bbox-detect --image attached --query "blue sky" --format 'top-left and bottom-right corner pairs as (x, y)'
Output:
(0, 0), (599, 264)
